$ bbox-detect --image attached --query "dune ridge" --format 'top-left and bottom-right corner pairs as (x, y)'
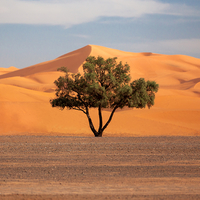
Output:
(0, 45), (91, 79)
(0, 45), (199, 136)
(0, 66), (18, 76)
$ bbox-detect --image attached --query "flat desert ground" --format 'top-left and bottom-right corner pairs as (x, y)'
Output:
(0, 45), (200, 199)
(0, 136), (200, 200)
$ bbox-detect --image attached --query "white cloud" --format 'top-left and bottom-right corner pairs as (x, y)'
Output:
(0, 0), (199, 27)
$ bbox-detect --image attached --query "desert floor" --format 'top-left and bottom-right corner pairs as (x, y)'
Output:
(0, 135), (199, 200)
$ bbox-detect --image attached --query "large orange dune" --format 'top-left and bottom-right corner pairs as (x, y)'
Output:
(0, 45), (200, 136)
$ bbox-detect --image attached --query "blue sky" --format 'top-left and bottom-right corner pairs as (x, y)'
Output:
(1, 0), (200, 69)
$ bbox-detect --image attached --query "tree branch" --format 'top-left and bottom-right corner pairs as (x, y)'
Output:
(85, 106), (98, 136)
(98, 105), (103, 133)
(77, 93), (87, 107)
(102, 106), (118, 132)
(72, 107), (86, 114)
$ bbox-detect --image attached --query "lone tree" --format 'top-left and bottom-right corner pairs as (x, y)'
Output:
(50, 56), (159, 137)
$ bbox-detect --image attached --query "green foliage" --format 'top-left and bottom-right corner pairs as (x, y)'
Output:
(50, 56), (159, 137)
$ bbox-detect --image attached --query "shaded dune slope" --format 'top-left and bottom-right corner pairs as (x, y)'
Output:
(0, 45), (200, 136)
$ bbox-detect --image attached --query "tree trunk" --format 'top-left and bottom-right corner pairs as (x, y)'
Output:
(95, 130), (103, 137)
(85, 105), (118, 137)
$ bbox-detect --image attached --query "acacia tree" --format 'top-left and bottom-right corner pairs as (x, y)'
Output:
(50, 56), (159, 137)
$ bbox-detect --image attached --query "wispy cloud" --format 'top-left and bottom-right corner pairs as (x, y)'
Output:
(71, 34), (90, 39)
(0, 0), (199, 27)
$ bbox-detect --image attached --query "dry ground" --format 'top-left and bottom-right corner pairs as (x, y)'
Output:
(0, 136), (199, 200)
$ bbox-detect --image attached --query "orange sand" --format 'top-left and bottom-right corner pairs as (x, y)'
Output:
(0, 45), (199, 136)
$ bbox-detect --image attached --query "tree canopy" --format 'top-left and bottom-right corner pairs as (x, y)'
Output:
(50, 56), (159, 137)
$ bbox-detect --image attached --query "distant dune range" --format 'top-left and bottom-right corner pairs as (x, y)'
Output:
(0, 45), (200, 136)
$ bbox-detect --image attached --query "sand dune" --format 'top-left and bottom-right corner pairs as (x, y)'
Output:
(0, 66), (18, 76)
(0, 45), (200, 136)
(0, 45), (91, 79)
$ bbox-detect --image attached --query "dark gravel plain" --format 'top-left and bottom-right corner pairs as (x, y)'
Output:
(0, 136), (200, 200)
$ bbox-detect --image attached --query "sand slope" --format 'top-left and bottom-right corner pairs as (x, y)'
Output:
(0, 45), (200, 136)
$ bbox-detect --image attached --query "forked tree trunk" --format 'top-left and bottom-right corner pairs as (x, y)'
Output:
(94, 133), (102, 137)
(86, 106), (118, 137)
(95, 130), (103, 137)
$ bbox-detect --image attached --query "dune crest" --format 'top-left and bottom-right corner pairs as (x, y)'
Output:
(0, 45), (91, 79)
(0, 45), (200, 136)
(0, 66), (18, 76)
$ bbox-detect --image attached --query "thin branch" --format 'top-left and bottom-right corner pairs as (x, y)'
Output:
(77, 93), (88, 108)
(72, 107), (86, 114)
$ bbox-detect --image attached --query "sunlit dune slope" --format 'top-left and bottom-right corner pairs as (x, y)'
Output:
(0, 45), (200, 136)
(0, 45), (91, 79)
